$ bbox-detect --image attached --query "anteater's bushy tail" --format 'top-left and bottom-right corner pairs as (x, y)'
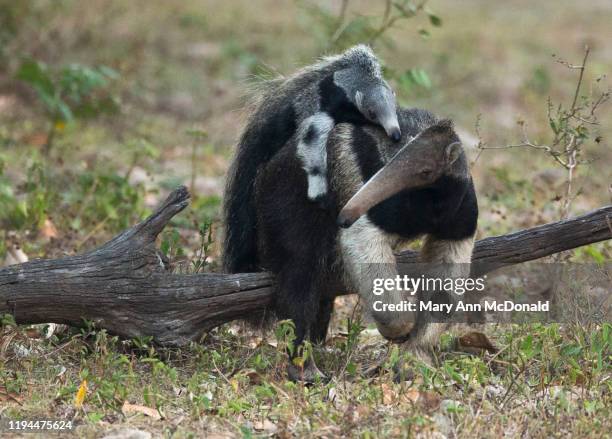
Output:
(222, 78), (295, 273)
(222, 134), (262, 273)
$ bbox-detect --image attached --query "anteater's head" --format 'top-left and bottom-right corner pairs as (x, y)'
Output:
(337, 119), (463, 228)
(334, 68), (401, 142)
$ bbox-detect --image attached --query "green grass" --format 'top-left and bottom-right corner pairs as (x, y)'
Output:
(1, 321), (610, 437)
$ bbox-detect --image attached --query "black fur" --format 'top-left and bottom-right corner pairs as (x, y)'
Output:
(223, 103), (297, 273)
(255, 146), (339, 347)
(303, 123), (318, 144)
(351, 121), (477, 242)
(366, 176), (478, 241)
(224, 74), (376, 274)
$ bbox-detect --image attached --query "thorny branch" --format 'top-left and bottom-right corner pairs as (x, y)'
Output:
(475, 46), (610, 218)
(369, 0), (429, 45)
(330, 0), (430, 47)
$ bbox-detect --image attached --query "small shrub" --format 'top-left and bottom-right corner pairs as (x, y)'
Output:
(16, 59), (120, 155)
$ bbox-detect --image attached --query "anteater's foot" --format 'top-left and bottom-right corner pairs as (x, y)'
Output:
(287, 358), (328, 384)
(393, 346), (435, 383)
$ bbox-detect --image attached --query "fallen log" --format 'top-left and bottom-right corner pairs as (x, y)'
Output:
(1, 186), (610, 345)
(397, 206), (612, 276)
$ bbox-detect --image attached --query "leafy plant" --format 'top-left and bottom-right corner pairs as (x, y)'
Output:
(397, 67), (432, 95)
(477, 47), (610, 218)
(297, 0), (441, 52)
(16, 59), (120, 155)
(0, 156), (54, 230)
(191, 220), (215, 273)
(69, 171), (148, 236)
(275, 320), (297, 357)
(160, 228), (184, 260)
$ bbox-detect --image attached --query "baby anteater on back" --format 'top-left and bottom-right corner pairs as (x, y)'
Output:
(223, 45), (400, 274)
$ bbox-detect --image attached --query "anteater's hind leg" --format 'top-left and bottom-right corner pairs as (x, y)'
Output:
(311, 297), (334, 345)
(276, 261), (328, 383)
(255, 141), (337, 382)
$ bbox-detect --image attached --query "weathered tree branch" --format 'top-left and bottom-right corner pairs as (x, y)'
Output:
(0, 187), (275, 346)
(397, 206), (612, 276)
(1, 186), (610, 345)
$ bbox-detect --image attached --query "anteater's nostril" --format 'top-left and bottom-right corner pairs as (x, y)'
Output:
(337, 214), (355, 228)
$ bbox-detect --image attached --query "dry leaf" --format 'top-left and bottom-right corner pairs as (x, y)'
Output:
(24, 323), (61, 339)
(122, 402), (162, 420)
(56, 365), (67, 379)
(25, 132), (49, 147)
(43, 323), (66, 339)
(343, 403), (359, 424)
(402, 388), (421, 403)
(246, 336), (263, 349)
(253, 419), (277, 434)
(40, 218), (59, 239)
(418, 391), (442, 411)
(0, 386), (23, 405)
(242, 369), (262, 385)
(327, 386), (337, 403)
(400, 388), (441, 411)
(75, 380), (87, 409)
(0, 95), (16, 113)
(25, 327), (42, 339)
(381, 382), (397, 405)
(456, 331), (498, 354)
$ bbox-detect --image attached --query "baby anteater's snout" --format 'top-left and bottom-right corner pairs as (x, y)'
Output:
(390, 128), (401, 142)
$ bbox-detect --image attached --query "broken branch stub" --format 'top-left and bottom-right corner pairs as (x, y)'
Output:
(0, 186), (275, 345)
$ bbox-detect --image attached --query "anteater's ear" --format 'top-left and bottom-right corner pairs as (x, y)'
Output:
(333, 67), (359, 92)
(445, 142), (462, 166)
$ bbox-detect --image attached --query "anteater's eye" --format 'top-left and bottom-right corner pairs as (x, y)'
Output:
(368, 110), (377, 120)
(421, 169), (433, 177)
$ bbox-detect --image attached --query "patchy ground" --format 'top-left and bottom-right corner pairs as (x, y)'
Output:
(0, 0), (611, 437)
(1, 320), (611, 438)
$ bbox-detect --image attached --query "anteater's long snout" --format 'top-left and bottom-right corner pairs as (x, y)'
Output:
(337, 207), (360, 228)
(381, 113), (401, 143)
(379, 98), (401, 142)
(337, 157), (410, 228)
(338, 121), (460, 228)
